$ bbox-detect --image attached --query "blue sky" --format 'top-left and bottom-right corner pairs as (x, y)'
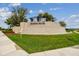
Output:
(0, 3), (79, 29)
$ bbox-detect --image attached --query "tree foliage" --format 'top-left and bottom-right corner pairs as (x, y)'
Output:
(5, 7), (28, 27)
(38, 12), (55, 21)
(59, 21), (66, 27)
(0, 27), (2, 30)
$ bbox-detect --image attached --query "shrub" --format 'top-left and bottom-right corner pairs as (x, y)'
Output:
(59, 21), (66, 27)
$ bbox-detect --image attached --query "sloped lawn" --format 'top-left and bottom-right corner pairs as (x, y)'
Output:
(6, 33), (79, 54)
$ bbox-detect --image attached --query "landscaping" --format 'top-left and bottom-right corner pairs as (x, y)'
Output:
(6, 33), (79, 54)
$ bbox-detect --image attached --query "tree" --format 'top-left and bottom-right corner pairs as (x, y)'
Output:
(0, 27), (2, 30)
(38, 13), (43, 18)
(59, 21), (66, 27)
(5, 7), (28, 27)
(38, 12), (55, 21)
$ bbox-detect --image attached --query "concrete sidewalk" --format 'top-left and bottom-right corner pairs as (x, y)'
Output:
(0, 31), (29, 56)
(30, 45), (79, 56)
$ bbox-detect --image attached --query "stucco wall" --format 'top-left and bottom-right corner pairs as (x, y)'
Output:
(12, 26), (20, 33)
(12, 22), (67, 35)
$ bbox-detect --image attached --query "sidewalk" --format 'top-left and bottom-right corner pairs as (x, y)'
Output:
(30, 45), (79, 56)
(0, 31), (29, 56)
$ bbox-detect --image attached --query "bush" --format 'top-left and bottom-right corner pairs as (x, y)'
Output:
(2, 29), (14, 33)
(66, 29), (75, 32)
(59, 21), (66, 27)
(0, 27), (2, 30)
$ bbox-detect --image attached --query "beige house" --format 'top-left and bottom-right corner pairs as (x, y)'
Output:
(12, 18), (67, 35)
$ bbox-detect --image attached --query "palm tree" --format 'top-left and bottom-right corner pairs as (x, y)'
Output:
(5, 7), (28, 27)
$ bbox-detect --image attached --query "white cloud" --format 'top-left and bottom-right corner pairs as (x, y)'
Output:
(0, 7), (9, 13)
(38, 9), (44, 13)
(59, 14), (79, 23)
(67, 14), (79, 23)
(69, 14), (79, 18)
(0, 7), (12, 21)
(50, 7), (62, 11)
(61, 14), (79, 25)
(9, 3), (21, 7)
(57, 17), (66, 22)
(57, 14), (79, 28)
(0, 7), (12, 28)
(29, 10), (33, 13)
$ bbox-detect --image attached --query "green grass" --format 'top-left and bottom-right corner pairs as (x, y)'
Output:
(6, 33), (79, 54)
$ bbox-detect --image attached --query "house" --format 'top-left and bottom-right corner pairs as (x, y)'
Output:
(12, 17), (67, 35)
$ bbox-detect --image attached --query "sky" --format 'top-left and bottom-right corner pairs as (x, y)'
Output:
(0, 3), (79, 29)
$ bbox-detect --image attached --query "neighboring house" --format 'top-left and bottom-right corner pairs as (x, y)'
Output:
(12, 17), (67, 35)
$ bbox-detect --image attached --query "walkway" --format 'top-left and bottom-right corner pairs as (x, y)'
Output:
(30, 45), (79, 56)
(0, 31), (28, 56)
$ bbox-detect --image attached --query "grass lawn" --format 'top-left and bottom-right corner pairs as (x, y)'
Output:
(6, 33), (79, 54)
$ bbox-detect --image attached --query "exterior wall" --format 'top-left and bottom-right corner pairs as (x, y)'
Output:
(20, 22), (28, 34)
(12, 21), (67, 35)
(12, 26), (20, 33)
